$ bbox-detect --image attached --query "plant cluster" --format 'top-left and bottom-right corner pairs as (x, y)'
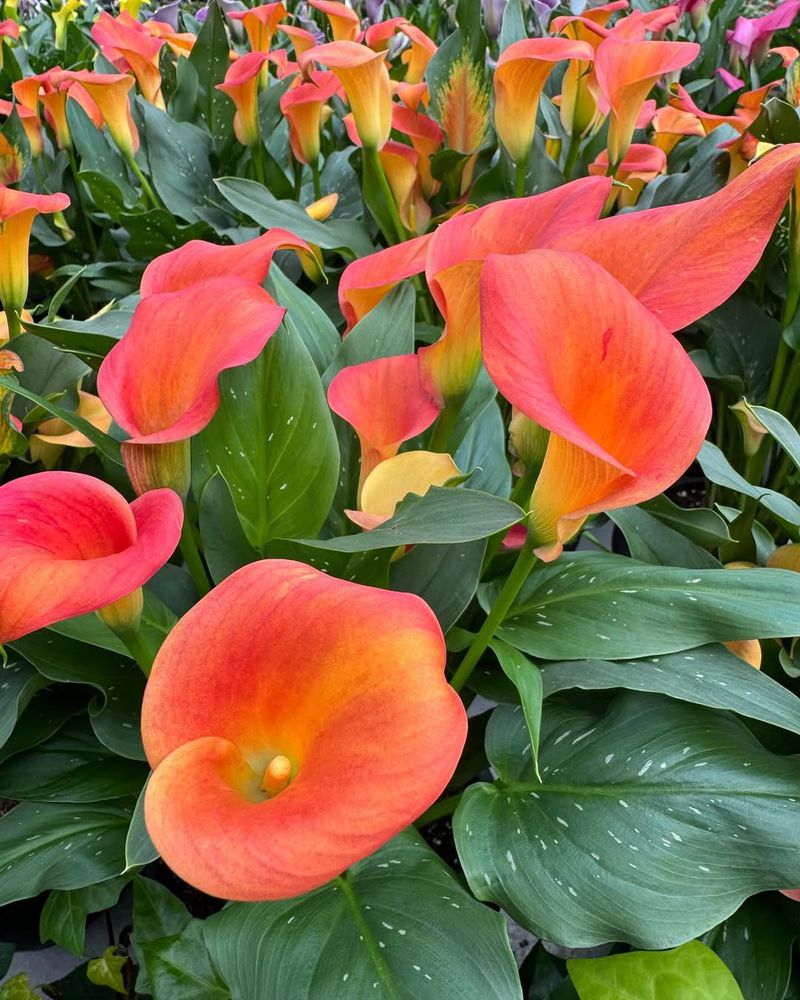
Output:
(0, 0), (800, 997)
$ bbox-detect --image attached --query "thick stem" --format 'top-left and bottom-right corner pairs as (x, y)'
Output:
(428, 399), (461, 453)
(252, 142), (268, 187)
(513, 147), (530, 198)
(450, 533), (539, 693)
(563, 132), (581, 181)
(125, 153), (163, 212)
(116, 628), (155, 676)
(180, 518), (212, 597)
(4, 308), (20, 340)
(363, 144), (408, 245)
(311, 158), (322, 200)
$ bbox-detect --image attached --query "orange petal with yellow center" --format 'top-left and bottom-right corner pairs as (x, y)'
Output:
(347, 450), (460, 529)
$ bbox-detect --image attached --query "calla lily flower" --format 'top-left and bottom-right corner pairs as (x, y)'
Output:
(327, 353), (441, 497)
(0, 19), (18, 69)
(0, 188), (70, 322)
(228, 2), (287, 52)
(493, 37), (595, 165)
(346, 450), (460, 529)
(280, 71), (340, 165)
(481, 250), (711, 560)
(279, 23), (319, 58)
(217, 51), (271, 147)
(0, 99), (43, 158)
(308, 0), (361, 42)
(589, 143), (666, 209)
(650, 105), (705, 154)
(97, 278), (286, 494)
(301, 41), (392, 149)
(392, 104), (443, 197)
(551, 142), (800, 333)
(142, 559), (466, 901)
(65, 71), (139, 157)
(139, 228), (311, 296)
(91, 11), (165, 107)
(30, 391), (113, 468)
(0, 471), (183, 644)
(399, 23), (437, 84)
(594, 35), (699, 166)
(728, 0), (800, 68)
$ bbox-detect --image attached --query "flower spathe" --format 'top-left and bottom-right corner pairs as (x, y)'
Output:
(0, 471), (183, 643)
(480, 250), (712, 560)
(141, 559), (467, 900)
(0, 187), (70, 319)
(65, 70), (139, 157)
(228, 2), (287, 52)
(347, 450), (460, 530)
(217, 51), (271, 147)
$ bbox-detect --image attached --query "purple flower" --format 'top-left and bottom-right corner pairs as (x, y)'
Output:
(365, 0), (386, 22)
(149, 0), (181, 30)
(482, 0), (508, 38)
(727, 0), (800, 67)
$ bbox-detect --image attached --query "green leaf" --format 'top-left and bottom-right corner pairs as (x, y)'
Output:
(496, 551), (800, 660)
(389, 540), (486, 632)
(540, 643), (800, 735)
(144, 920), (229, 1000)
(215, 176), (374, 258)
(124, 785), (158, 873)
(747, 402), (800, 471)
(206, 830), (521, 1000)
(66, 101), (137, 210)
(0, 376), (121, 464)
(0, 718), (146, 803)
(138, 100), (216, 224)
(198, 473), (259, 584)
(698, 441), (800, 525)
(193, 321), (339, 552)
(492, 639), (543, 782)
(0, 973), (38, 1000)
(568, 940), (744, 1000)
(266, 264), (339, 375)
(454, 401), (512, 498)
(0, 800), (133, 905)
(454, 692), (800, 948)
(12, 632), (147, 761)
(40, 876), (130, 956)
(640, 495), (734, 548)
(609, 506), (720, 569)
(130, 876), (191, 996)
(703, 894), (796, 1000)
(301, 487), (524, 552)
(188, 0), (233, 143)
(12, 331), (89, 407)
(86, 946), (127, 994)
(0, 656), (48, 751)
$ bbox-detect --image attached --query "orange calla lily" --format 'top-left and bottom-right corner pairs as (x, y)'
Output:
(91, 11), (165, 107)
(301, 41), (392, 149)
(400, 23), (437, 84)
(142, 559), (466, 901)
(279, 23), (319, 58)
(228, 2), (287, 52)
(650, 105), (705, 154)
(280, 71), (339, 165)
(551, 142), (800, 333)
(0, 188), (70, 320)
(308, 0), (360, 42)
(65, 70), (139, 157)
(217, 51), (270, 147)
(481, 249), (711, 560)
(392, 104), (443, 197)
(594, 35), (699, 165)
(0, 99), (43, 158)
(0, 471), (183, 644)
(327, 353), (441, 497)
(493, 37), (595, 164)
(30, 391), (113, 467)
(346, 451), (460, 530)
(589, 143), (666, 208)
(139, 228), (311, 296)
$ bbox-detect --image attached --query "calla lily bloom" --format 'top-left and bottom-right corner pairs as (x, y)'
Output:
(0, 188), (70, 321)
(280, 71), (340, 165)
(66, 71), (139, 157)
(327, 353), (441, 497)
(0, 472), (183, 644)
(217, 51), (270, 147)
(551, 142), (800, 333)
(768, 543), (800, 572)
(0, 99), (43, 158)
(97, 278), (285, 495)
(347, 451), (460, 530)
(589, 143), (666, 209)
(139, 228), (311, 296)
(279, 23), (319, 58)
(493, 38), (595, 165)
(228, 2), (287, 52)
(481, 250), (711, 560)
(53, 0), (83, 50)
(142, 559), (466, 901)
(0, 19), (18, 68)
(308, 0), (360, 42)
(392, 105), (443, 197)
(728, 0), (800, 68)
(301, 41), (391, 149)
(91, 11), (165, 107)
(651, 105), (705, 154)
(594, 35), (699, 166)
(400, 23), (437, 84)
(30, 391), (113, 468)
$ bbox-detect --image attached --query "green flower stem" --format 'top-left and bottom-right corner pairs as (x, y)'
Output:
(428, 398), (461, 453)
(563, 132), (581, 181)
(363, 144), (408, 245)
(311, 158), (322, 200)
(481, 471), (537, 573)
(252, 142), (268, 187)
(513, 147), (530, 198)
(450, 533), (538, 694)
(115, 628), (155, 676)
(125, 152), (163, 212)
(4, 308), (21, 341)
(180, 518), (212, 598)
(67, 148), (99, 261)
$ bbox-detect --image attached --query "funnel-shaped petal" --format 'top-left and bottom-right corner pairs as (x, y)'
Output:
(481, 250), (711, 560)
(217, 51), (270, 146)
(552, 143), (800, 332)
(327, 353), (441, 492)
(142, 559), (466, 900)
(347, 450), (460, 529)
(0, 472), (182, 643)
(308, 0), (360, 41)
(595, 35), (699, 164)
(139, 229), (311, 296)
(229, 2), (287, 52)
(494, 37), (595, 163)
(66, 70), (139, 156)
(0, 187), (70, 315)
(302, 41), (391, 148)
(98, 278), (285, 445)
(280, 71), (340, 164)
